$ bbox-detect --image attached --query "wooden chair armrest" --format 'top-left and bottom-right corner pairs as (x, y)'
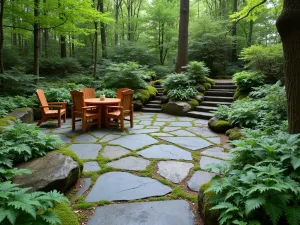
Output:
(48, 102), (67, 109)
(106, 106), (123, 109)
(82, 106), (98, 109)
(40, 105), (62, 108)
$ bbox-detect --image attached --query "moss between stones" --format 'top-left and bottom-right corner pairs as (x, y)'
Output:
(225, 129), (232, 136)
(205, 77), (216, 85)
(153, 79), (163, 85)
(57, 148), (84, 170)
(226, 127), (243, 140)
(163, 88), (168, 95)
(187, 99), (199, 109)
(208, 118), (232, 133)
(203, 83), (212, 90)
(161, 103), (167, 111)
(136, 85), (158, 104)
(198, 181), (219, 225)
(51, 203), (79, 225)
(233, 87), (249, 100)
(0, 116), (16, 133)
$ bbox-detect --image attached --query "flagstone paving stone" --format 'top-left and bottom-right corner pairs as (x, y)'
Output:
(56, 134), (72, 144)
(187, 127), (219, 137)
(90, 130), (110, 138)
(83, 162), (101, 172)
(162, 127), (180, 132)
(208, 137), (222, 144)
(170, 122), (192, 127)
(87, 200), (195, 225)
(177, 117), (195, 122)
(157, 161), (194, 183)
(130, 129), (160, 134)
(101, 146), (131, 159)
(74, 133), (98, 143)
(139, 120), (152, 125)
(106, 156), (150, 171)
(85, 172), (172, 202)
(200, 156), (224, 173)
(187, 171), (216, 192)
(108, 134), (159, 150)
(151, 133), (174, 137)
(138, 144), (192, 160)
(170, 130), (196, 136)
(153, 121), (166, 126)
(69, 144), (102, 159)
(201, 147), (229, 160)
(100, 134), (121, 142)
(75, 178), (92, 197)
(159, 137), (212, 151)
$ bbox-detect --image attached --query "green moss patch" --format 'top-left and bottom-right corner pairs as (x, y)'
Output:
(57, 148), (84, 169)
(136, 85), (158, 104)
(208, 117), (232, 133)
(233, 87), (249, 100)
(51, 203), (79, 225)
(0, 116), (16, 133)
(203, 83), (212, 90)
(187, 99), (199, 109)
(205, 77), (216, 85)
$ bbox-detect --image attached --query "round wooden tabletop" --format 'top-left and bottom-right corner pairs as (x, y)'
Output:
(84, 98), (120, 105)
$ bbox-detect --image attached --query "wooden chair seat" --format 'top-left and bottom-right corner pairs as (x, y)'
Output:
(46, 109), (66, 115)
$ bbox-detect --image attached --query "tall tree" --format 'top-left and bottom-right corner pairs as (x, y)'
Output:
(99, 0), (107, 58)
(33, 0), (40, 76)
(231, 0), (238, 62)
(276, 0), (300, 134)
(0, 0), (4, 73)
(175, 0), (189, 73)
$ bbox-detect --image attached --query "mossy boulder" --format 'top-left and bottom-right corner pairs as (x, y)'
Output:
(196, 84), (206, 93)
(203, 82), (212, 90)
(163, 88), (168, 95)
(8, 107), (34, 123)
(165, 101), (192, 116)
(187, 99), (199, 109)
(133, 100), (143, 111)
(205, 77), (216, 85)
(208, 117), (232, 133)
(198, 181), (219, 225)
(0, 116), (16, 133)
(233, 87), (249, 100)
(51, 203), (79, 225)
(136, 85), (158, 104)
(57, 148), (84, 169)
(226, 127), (243, 140)
(195, 93), (204, 103)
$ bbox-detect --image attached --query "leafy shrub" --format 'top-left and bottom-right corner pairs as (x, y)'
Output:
(0, 96), (36, 118)
(96, 89), (117, 98)
(62, 74), (95, 87)
(167, 86), (197, 101)
(207, 129), (300, 225)
(103, 62), (148, 90)
(38, 57), (83, 75)
(135, 86), (157, 103)
(233, 71), (265, 91)
(163, 74), (192, 90)
(240, 44), (284, 82)
(151, 65), (173, 79)
(184, 61), (210, 84)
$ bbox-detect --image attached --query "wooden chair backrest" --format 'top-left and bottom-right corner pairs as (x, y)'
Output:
(81, 88), (96, 99)
(70, 91), (84, 113)
(120, 89), (134, 112)
(36, 89), (49, 112)
(117, 88), (129, 99)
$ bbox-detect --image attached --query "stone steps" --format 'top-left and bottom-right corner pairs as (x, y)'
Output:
(195, 106), (217, 113)
(204, 96), (234, 102)
(187, 111), (214, 119)
(205, 91), (234, 97)
(142, 107), (162, 113)
(201, 101), (232, 107)
(141, 85), (163, 113)
(211, 85), (236, 89)
(144, 103), (161, 108)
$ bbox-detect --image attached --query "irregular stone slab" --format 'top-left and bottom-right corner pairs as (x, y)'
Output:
(138, 144), (192, 160)
(156, 118), (176, 122)
(74, 133), (98, 143)
(127, 125), (145, 130)
(106, 156), (150, 171)
(69, 144), (102, 159)
(108, 134), (158, 150)
(158, 161), (194, 183)
(13, 152), (80, 193)
(187, 171), (215, 192)
(159, 137), (212, 151)
(139, 120), (152, 125)
(101, 135), (121, 142)
(8, 107), (34, 123)
(202, 147), (229, 160)
(90, 130), (110, 138)
(75, 178), (92, 197)
(170, 130), (196, 136)
(146, 126), (160, 129)
(177, 117), (195, 122)
(83, 161), (101, 172)
(87, 200), (195, 225)
(101, 146), (130, 159)
(52, 127), (79, 135)
(57, 134), (72, 144)
(85, 172), (172, 201)
(163, 126), (180, 132)
(187, 127), (218, 137)
(153, 121), (166, 126)
(208, 137), (221, 144)
(170, 122), (192, 127)
(194, 119), (208, 125)
(200, 156), (224, 173)
(151, 133), (174, 137)
(131, 129), (160, 134)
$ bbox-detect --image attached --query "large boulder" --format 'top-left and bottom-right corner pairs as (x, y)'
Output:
(165, 101), (192, 116)
(13, 152), (81, 193)
(195, 94), (204, 103)
(208, 117), (232, 133)
(160, 95), (169, 104)
(133, 100), (143, 111)
(8, 107), (34, 123)
(196, 84), (206, 93)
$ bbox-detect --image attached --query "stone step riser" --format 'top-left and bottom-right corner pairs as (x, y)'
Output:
(142, 108), (162, 113)
(209, 89), (236, 92)
(187, 112), (214, 120)
(201, 101), (232, 107)
(195, 106), (217, 113)
(149, 100), (161, 104)
(211, 85), (236, 89)
(145, 104), (161, 108)
(204, 96), (233, 102)
(205, 91), (234, 97)
(214, 83), (235, 86)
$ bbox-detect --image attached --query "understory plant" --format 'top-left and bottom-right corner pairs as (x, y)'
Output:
(206, 129), (300, 225)
(233, 71), (265, 91)
(163, 73), (192, 90)
(0, 96), (35, 118)
(167, 86), (198, 101)
(184, 61), (210, 84)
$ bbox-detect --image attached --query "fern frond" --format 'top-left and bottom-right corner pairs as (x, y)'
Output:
(263, 201), (283, 225)
(245, 197), (265, 215)
(285, 206), (300, 225)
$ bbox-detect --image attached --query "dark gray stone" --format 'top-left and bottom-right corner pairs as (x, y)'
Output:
(83, 161), (101, 172)
(201, 147), (229, 160)
(208, 137), (221, 144)
(165, 102), (191, 116)
(200, 156), (224, 173)
(90, 130), (110, 138)
(157, 161), (194, 183)
(74, 133), (98, 143)
(187, 127), (219, 137)
(75, 178), (92, 197)
(57, 134), (72, 144)
(138, 144), (192, 160)
(101, 146), (130, 159)
(170, 130), (196, 136)
(151, 133), (174, 137)
(101, 135), (121, 142)
(8, 107), (34, 123)
(106, 156), (150, 171)
(108, 134), (159, 150)
(87, 200), (195, 225)
(160, 95), (169, 104)
(133, 100), (143, 111)
(131, 129), (160, 134)
(195, 95), (204, 103)
(159, 137), (212, 151)
(85, 172), (172, 201)
(196, 84), (206, 93)
(170, 122), (192, 127)
(69, 144), (102, 159)
(13, 152), (80, 193)
(187, 171), (215, 192)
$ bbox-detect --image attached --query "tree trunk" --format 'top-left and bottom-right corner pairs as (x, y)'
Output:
(71, 35), (75, 57)
(276, 0), (300, 134)
(33, 0), (40, 76)
(175, 0), (189, 73)
(99, 0), (107, 58)
(115, 0), (120, 45)
(247, 20), (253, 47)
(93, 22), (98, 78)
(0, 0), (4, 74)
(60, 35), (67, 58)
(231, 0), (238, 62)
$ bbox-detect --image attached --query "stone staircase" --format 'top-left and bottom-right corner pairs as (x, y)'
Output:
(142, 84), (163, 113)
(187, 80), (236, 119)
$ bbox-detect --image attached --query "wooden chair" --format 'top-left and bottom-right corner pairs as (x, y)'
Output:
(105, 89), (134, 132)
(117, 88), (129, 99)
(81, 88), (96, 99)
(35, 89), (67, 128)
(70, 90), (101, 133)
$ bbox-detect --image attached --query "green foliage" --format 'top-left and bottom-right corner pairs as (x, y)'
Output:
(205, 77), (216, 85)
(240, 44), (284, 82)
(103, 62), (149, 90)
(0, 96), (35, 118)
(135, 86), (157, 104)
(50, 203), (79, 225)
(37, 58), (83, 75)
(96, 89), (117, 98)
(0, 121), (63, 167)
(163, 73), (192, 90)
(151, 65), (173, 79)
(207, 129), (300, 225)
(167, 86), (197, 101)
(0, 116), (16, 133)
(184, 61), (210, 84)
(187, 99), (199, 108)
(233, 71), (265, 91)
(203, 83), (212, 90)
(62, 74), (95, 87)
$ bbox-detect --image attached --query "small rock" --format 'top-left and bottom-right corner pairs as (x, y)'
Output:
(208, 117), (232, 133)
(196, 84), (206, 93)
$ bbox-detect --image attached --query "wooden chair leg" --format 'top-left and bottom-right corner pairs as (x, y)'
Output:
(58, 115), (61, 128)
(120, 117), (124, 132)
(72, 115), (75, 130)
(37, 118), (44, 126)
(63, 113), (66, 123)
(82, 116), (87, 133)
(106, 116), (109, 128)
(130, 112), (133, 128)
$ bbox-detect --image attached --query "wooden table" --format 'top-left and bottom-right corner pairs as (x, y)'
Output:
(84, 98), (121, 127)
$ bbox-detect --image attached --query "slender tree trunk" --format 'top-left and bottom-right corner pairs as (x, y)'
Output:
(115, 0), (119, 45)
(93, 22), (98, 78)
(99, 0), (107, 58)
(175, 0), (189, 73)
(0, 0), (4, 73)
(276, 0), (300, 134)
(231, 0), (238, 62)
(247, 20), (253, 47)
(33, 0), (40, 76)
(127, 0), (131, 41)
(60, 35), (67, 58)
(71, 35), (75, 57)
